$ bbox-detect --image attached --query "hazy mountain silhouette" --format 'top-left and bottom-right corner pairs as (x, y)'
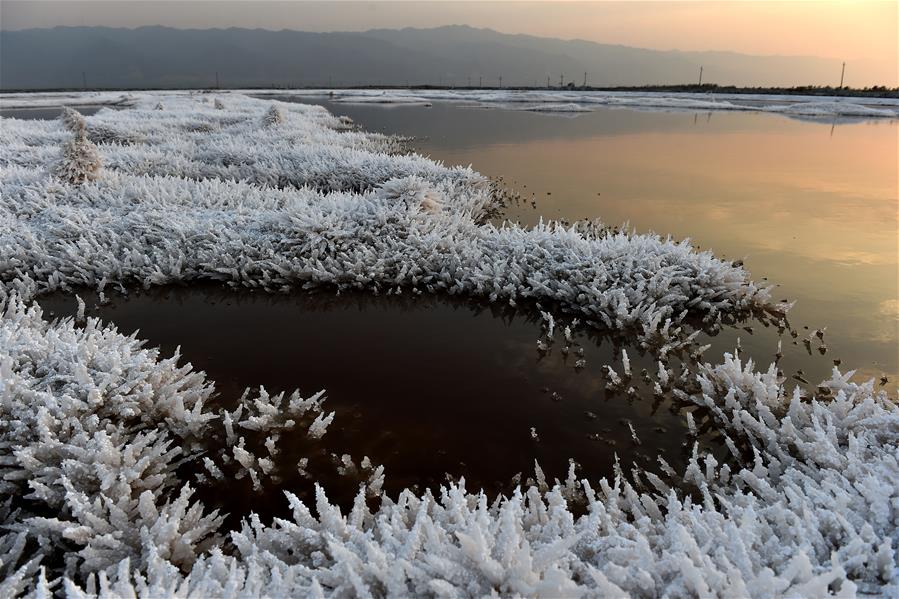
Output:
(0, 25), (849, 90)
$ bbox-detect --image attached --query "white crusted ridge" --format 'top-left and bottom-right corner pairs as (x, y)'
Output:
(0, 95), (480, 195)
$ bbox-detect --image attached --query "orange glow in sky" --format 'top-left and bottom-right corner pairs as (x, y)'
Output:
(2, 1), (896, 85)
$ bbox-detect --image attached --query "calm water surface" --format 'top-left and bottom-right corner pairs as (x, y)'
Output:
(39, 286), (710, 517)
(277, 97), (898, 385)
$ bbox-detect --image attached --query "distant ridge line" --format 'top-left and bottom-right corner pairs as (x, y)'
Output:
(1, 25), (889, 90)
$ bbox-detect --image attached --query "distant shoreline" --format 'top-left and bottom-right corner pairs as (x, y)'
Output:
(2, 84), (898, 99)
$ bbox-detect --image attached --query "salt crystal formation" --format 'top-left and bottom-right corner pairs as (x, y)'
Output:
(0, 94), (895, 596)
(51, 108), (102, 185)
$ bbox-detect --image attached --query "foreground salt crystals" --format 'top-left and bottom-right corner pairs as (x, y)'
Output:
(0, 93), (895, 596)
(2, 297), (895, 597)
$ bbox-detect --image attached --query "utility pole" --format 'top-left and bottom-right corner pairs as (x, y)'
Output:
(82, 71), (87, 90)
(560, 73), (564, 87)
(839, 62), (846, 88)
(583, 71), (587, 88)
(546, 75), (550, 88)
(499, 75), (502, 88)
(698, 66), (703, 86)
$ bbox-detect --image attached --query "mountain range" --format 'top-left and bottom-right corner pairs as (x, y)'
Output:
(0, 25), (853, 90)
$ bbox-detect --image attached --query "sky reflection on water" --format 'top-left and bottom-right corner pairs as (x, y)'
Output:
(285, 99), (897, 383)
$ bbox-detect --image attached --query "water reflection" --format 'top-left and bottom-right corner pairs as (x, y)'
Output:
(275, 98), (898, 384)
(39, 286), (720, 516)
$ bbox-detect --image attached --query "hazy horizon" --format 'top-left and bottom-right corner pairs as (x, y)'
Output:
(1, 1), (896, 87)
(3, 24), (881, 90)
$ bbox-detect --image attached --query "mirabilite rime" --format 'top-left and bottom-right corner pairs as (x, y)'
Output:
(0, 93), (895, 597)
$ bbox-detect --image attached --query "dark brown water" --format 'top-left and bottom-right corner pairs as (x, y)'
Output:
(39, 286), (712, 518)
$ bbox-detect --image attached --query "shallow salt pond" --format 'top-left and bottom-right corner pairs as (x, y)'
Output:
(39, 286), (716, 516)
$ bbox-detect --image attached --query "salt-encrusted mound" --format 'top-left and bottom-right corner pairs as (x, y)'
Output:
(51, 108), (103, 185)
(0, 93), (894, 596)
(51, 130), (103, 185)
(0, 95), (477, 194)
(0, 164), (770, 347)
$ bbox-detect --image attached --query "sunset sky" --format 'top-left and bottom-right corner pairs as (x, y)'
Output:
(3, 1), (896, 85)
